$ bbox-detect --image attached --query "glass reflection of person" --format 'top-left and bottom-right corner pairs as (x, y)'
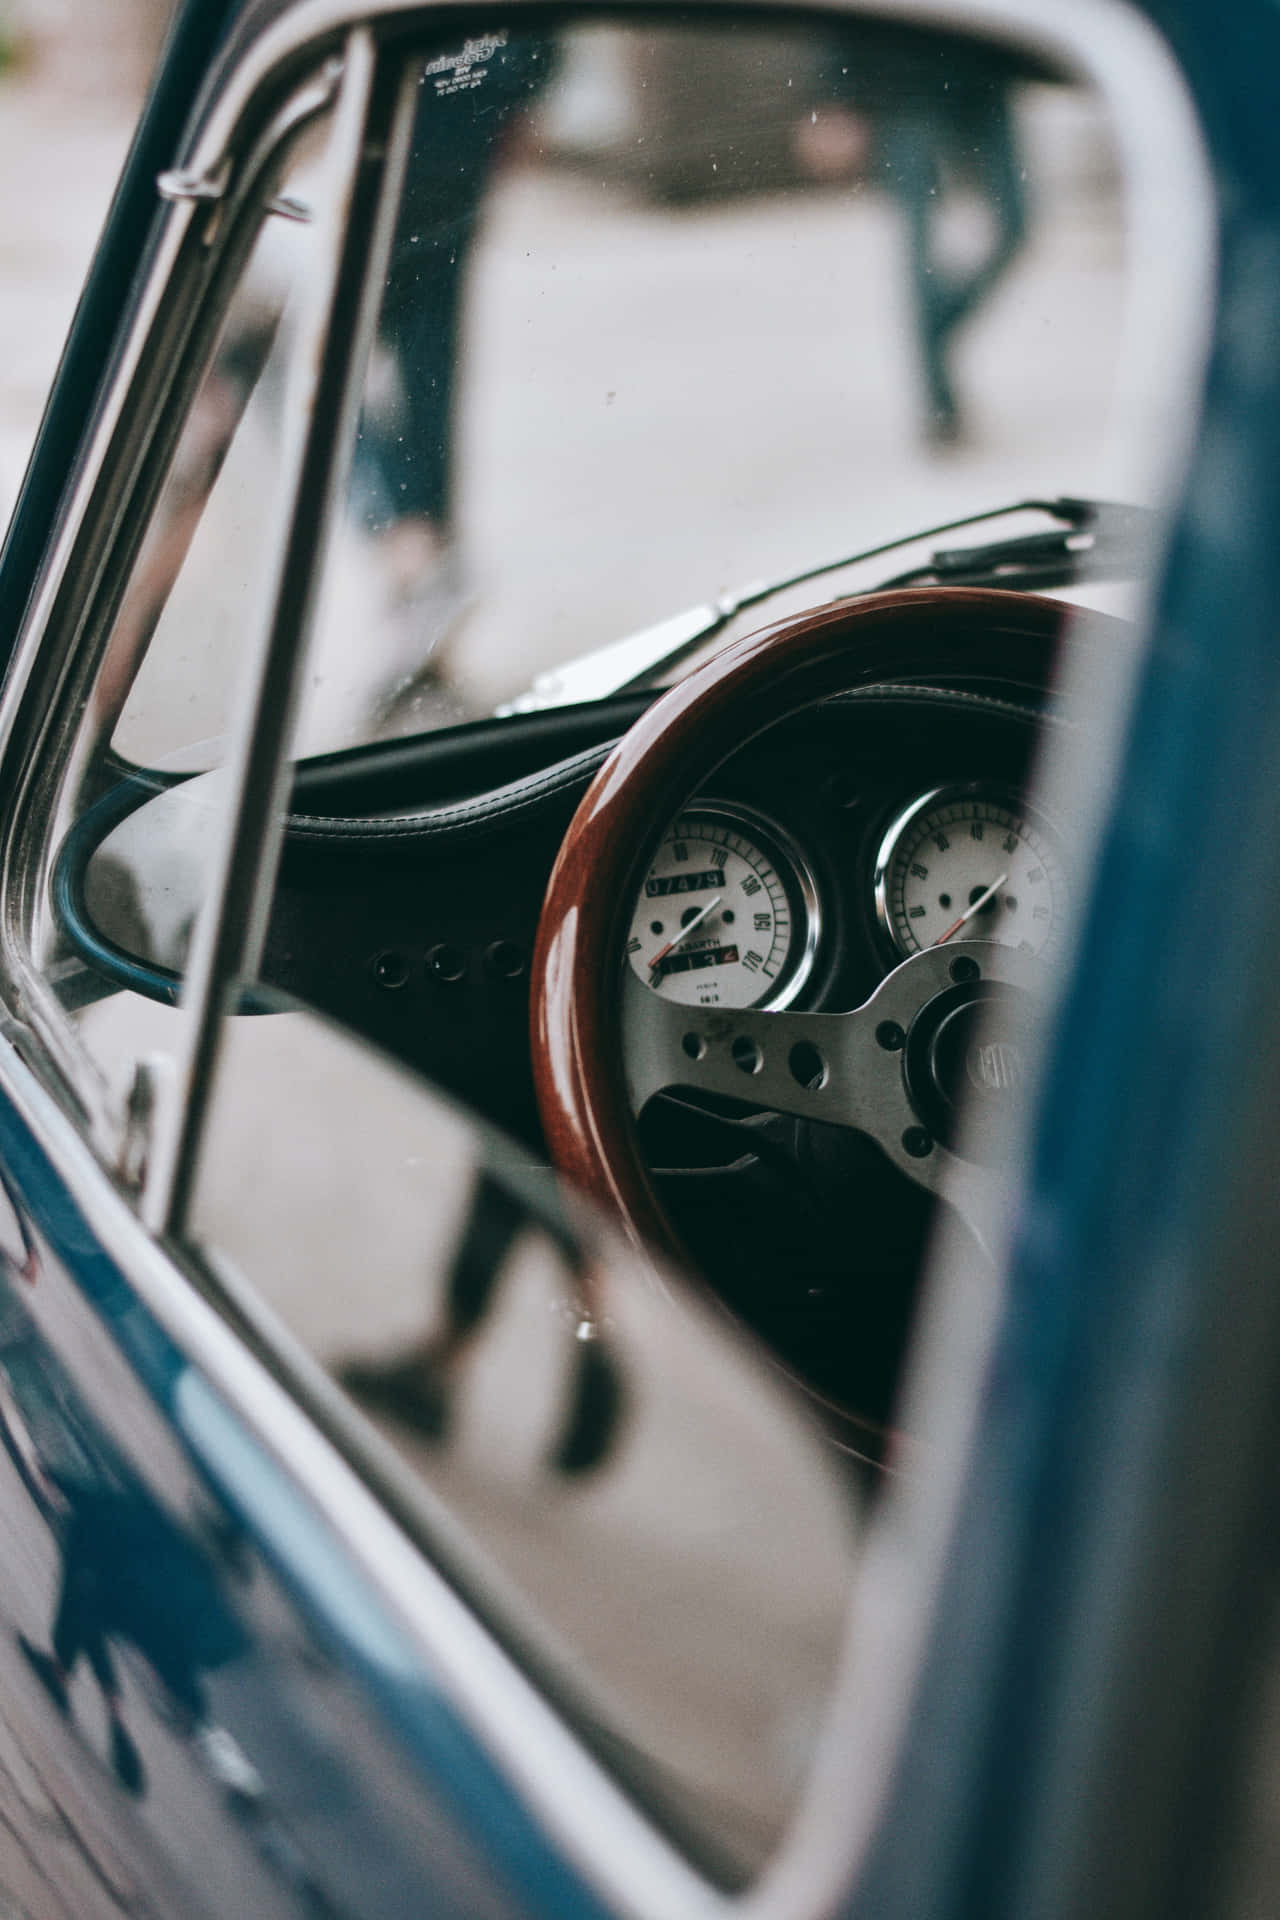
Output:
(877, 66), (1027, 443)
(339, 1168), (623, 1474)
(19, 1470), (249, 1800)
(354, 36), (556, 615)
(20, 1480), (151, 1794)
(807, 33), (1030, 444)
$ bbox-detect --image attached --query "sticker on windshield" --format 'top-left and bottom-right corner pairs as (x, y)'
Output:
(424, 33), (509, 97)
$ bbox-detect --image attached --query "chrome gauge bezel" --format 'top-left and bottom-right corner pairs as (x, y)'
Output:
(629, 801), (821, 1012)
(873, 783), (1066, 963)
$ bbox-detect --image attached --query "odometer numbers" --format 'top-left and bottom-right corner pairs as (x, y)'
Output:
(627, 807), (818, 1009)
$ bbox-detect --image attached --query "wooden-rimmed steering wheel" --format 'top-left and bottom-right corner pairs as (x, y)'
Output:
(530, 588), (1101, 1282)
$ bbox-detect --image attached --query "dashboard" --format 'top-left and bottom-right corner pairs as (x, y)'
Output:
(627, 778), (1067, 1015)
(247, 679), (1062, 1134)
(617, 681), (1064, 1024)
(275, 674), (1063, 1446)
(64, 660), (1069, 1451)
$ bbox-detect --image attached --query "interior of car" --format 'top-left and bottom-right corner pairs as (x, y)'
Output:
(29, 11), (1152, 1466)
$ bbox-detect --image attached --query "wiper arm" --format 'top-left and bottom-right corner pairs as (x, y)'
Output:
(878, 497), (1157, 592)
(497, 497), (1153, 714)
(496, 596), (760, 715)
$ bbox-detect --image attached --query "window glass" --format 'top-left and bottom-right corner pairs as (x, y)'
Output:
(48, 21), (1134, 1044)
(133, 16), (1140, 1179)
(96, 22), (1129, 768)
(30, 15), (1154, 1881)
(35, 101), (334, 1117)
(175, 16), (1141, 1878)
(299, 17), (1129, 742)
(187, 996), (858, 1886)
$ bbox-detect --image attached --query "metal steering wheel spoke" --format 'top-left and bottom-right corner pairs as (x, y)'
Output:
(623, 967), (886, 1127)
(622, 942), (1026, 1250)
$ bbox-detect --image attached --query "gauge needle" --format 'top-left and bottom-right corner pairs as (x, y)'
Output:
(649, 895), (722, 973)
(932, 871), (1009, 946)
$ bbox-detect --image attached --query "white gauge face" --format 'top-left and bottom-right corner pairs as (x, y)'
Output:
(876, 788), (1067, 960)
(627, 809), (816, 1009)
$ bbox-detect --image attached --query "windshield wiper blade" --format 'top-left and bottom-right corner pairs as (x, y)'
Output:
(879, 498), (1157, 592)
(497, 497), (1151, 714)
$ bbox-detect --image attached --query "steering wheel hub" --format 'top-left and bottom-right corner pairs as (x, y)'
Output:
(904, 978), (1032, 1157)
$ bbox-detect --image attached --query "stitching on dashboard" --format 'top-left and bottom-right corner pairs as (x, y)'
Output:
(280, 684), (1068, 848)
(282, 741), (613, 844)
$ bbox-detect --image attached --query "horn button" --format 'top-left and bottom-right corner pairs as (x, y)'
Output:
(904, 977), (1031, 1157)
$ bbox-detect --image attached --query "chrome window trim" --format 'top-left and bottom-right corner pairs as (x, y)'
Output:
(0, 2), (1216, 1917)
(0, 58), (345, 1159)
(141, 27), (399, 1235)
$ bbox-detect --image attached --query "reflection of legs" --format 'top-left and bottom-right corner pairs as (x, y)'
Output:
(372, 215), (476, 533)
(149, 1643), (210, 1734)
(881, 94), (1026, 439)
(21, 1529), (145, 1792)
(338, 1169), (526, 1438)
(338, 1170), (623, 1474)
(940, 93), (1027, 336)
(350, 213), (479, 722)
(52, 1554), (117, 1699)
(880, 115), (958, 434)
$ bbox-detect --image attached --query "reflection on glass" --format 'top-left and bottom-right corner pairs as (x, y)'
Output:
(301, 19), (1123, 742)
(40, 104), (333, 1111)
(28, 22), (1136, 1877)
(190, 1001), (859, 1885)
(0, 1253), (354, 1912)
(114, 124), (332, 773)
(52, 20), (1128, 1023)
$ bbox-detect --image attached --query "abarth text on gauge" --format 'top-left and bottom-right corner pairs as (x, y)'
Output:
(875, 787), (1067, 960)
(626, 807), (818, 1009)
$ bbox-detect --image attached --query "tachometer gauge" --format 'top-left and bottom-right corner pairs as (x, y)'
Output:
(627, 806), (819, 1009)
(874, 786), (1067, 960)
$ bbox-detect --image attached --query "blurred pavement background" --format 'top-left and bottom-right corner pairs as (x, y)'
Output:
(0, 2), (1144, 724)
(0, 1), (173, 514)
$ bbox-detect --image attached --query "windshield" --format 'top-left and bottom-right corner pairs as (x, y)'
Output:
(114, 16), (1134, 769)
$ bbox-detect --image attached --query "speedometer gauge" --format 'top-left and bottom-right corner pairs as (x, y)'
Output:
(627, 806), (819, 1009)
(874, 786), (1067, 960)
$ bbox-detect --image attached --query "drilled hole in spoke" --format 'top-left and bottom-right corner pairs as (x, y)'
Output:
(681, 1032), (706, 1061)
(789, 1042), (827, 1090)
(732, 1035), (763, 1075)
